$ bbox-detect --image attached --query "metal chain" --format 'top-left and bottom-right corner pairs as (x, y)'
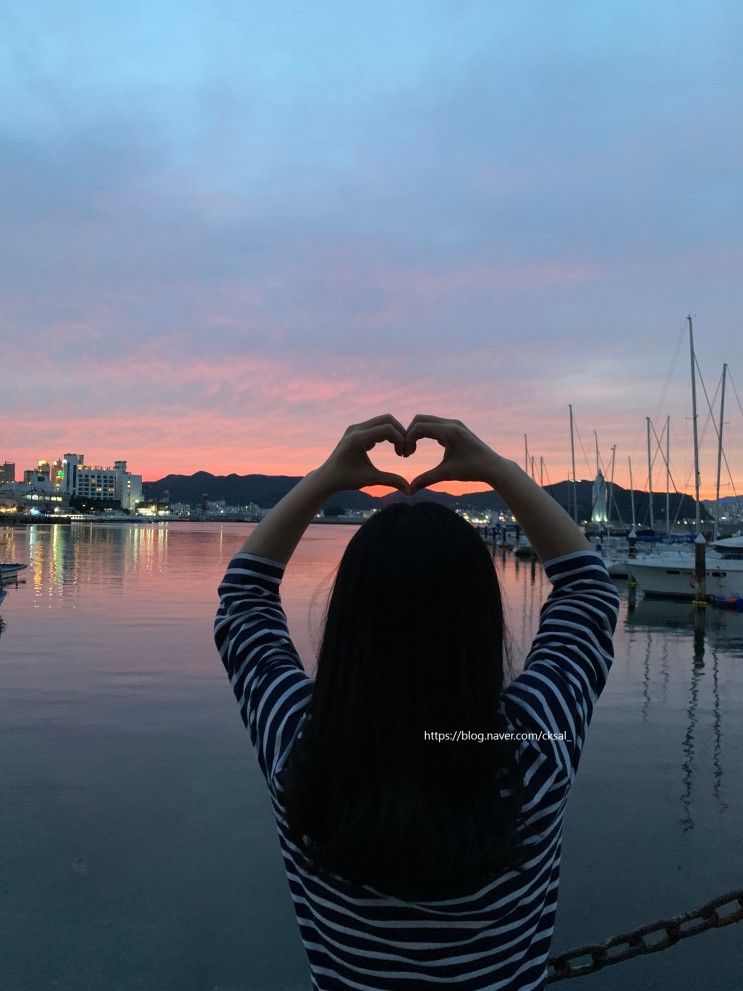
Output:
(547, 888), (743, 982)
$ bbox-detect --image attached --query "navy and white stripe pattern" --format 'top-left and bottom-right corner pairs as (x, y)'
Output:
(214, 549), (619, 991)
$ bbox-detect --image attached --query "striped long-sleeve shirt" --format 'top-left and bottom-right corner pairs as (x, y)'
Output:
(214, 548), (619, 991)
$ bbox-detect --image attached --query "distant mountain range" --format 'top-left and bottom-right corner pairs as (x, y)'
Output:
(143, 471), (710, 527)
(702, 495), (742, 508)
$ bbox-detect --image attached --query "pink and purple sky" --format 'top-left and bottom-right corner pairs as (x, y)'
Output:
(2, 2), (742, 499)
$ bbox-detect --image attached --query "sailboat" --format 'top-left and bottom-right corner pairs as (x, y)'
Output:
(626, 319), (743, 599)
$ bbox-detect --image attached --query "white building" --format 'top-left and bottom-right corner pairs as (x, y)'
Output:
(61, 454), (143, 510)
(0, 480), (64, 512)
(591, 470), (608, 524)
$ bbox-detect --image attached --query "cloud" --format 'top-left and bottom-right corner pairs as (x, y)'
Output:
(1, 1), (742, 498)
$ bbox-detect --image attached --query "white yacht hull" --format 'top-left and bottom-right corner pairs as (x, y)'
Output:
(625, 555), (743, 598)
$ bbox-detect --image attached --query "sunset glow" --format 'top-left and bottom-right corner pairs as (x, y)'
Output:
(3, 4), (741, 503)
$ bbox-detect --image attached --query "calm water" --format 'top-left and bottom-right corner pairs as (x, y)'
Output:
(1, 522), (742, 991)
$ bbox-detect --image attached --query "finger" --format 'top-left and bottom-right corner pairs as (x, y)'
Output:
(371, 471), (411, 495)
(353, 413), (407, 446)
(409, 465), (449, 495)
(355, 422), (406, 456)
(403, 414), (439, 443)
(403, 420), (455, 456)
(404, 413), (458, 433)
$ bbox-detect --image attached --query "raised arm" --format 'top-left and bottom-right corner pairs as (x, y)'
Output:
(482, 455), (591, 562)
(215, 553), (313, 788)
(501, 550), (619, 782)
(215, 415), (410, 789)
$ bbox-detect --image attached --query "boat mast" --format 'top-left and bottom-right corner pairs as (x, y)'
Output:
(646, 416), (654, 530)
(539, 456), (544, 487)
(608, 444), (616, 527)
(714, 362), (727, 541)
(593, 430), (601, 526)
(688, 315), (701, 533)
(666, 415), (670, 537)
(628, 456), (636, 530)
(569, 405), (578, 523)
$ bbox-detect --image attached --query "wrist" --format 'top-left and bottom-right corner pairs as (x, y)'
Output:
(307, 463), (340, 499)
(484, 453), (514, 489)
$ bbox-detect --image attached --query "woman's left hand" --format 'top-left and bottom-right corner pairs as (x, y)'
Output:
(316, 414), (411, 495)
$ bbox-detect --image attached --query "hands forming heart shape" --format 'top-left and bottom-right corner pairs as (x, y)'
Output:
(318, 413), (499, 497)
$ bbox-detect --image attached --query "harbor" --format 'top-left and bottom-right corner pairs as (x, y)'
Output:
(3, 3), (743, 985)
(478, 317), (743, 610)
(0, 520), (741, 989)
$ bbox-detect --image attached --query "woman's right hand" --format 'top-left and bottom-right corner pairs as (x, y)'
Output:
(402, 415), (503, 495)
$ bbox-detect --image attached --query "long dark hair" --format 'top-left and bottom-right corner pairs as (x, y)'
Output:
(279, 501), (525, 900)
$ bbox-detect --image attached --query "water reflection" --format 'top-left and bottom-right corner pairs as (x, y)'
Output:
(2, 523), (173, 608)
(0, 524), (742, 990)
(628, 596), (743, 655)
(712, 648), (728, 813)
(681, 624), (705, 833)
(1, 531), (741, 839)
(640, 628), (653, 721)
(626, 597), (740, 830)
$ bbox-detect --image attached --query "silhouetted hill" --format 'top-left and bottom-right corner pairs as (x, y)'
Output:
(142, 472), (504, 512)
(144, 471), (709, 526)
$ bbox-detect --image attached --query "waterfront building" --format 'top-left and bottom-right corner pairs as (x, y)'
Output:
(60, 454), (143, 510)
(61, 454), (84, 495)
(117, 462), (143, 511)
(135, 501), (173, 517)
(23, 464), (51, 485)
(0, 480), (64, 513)
(0, 462), (15, 483)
